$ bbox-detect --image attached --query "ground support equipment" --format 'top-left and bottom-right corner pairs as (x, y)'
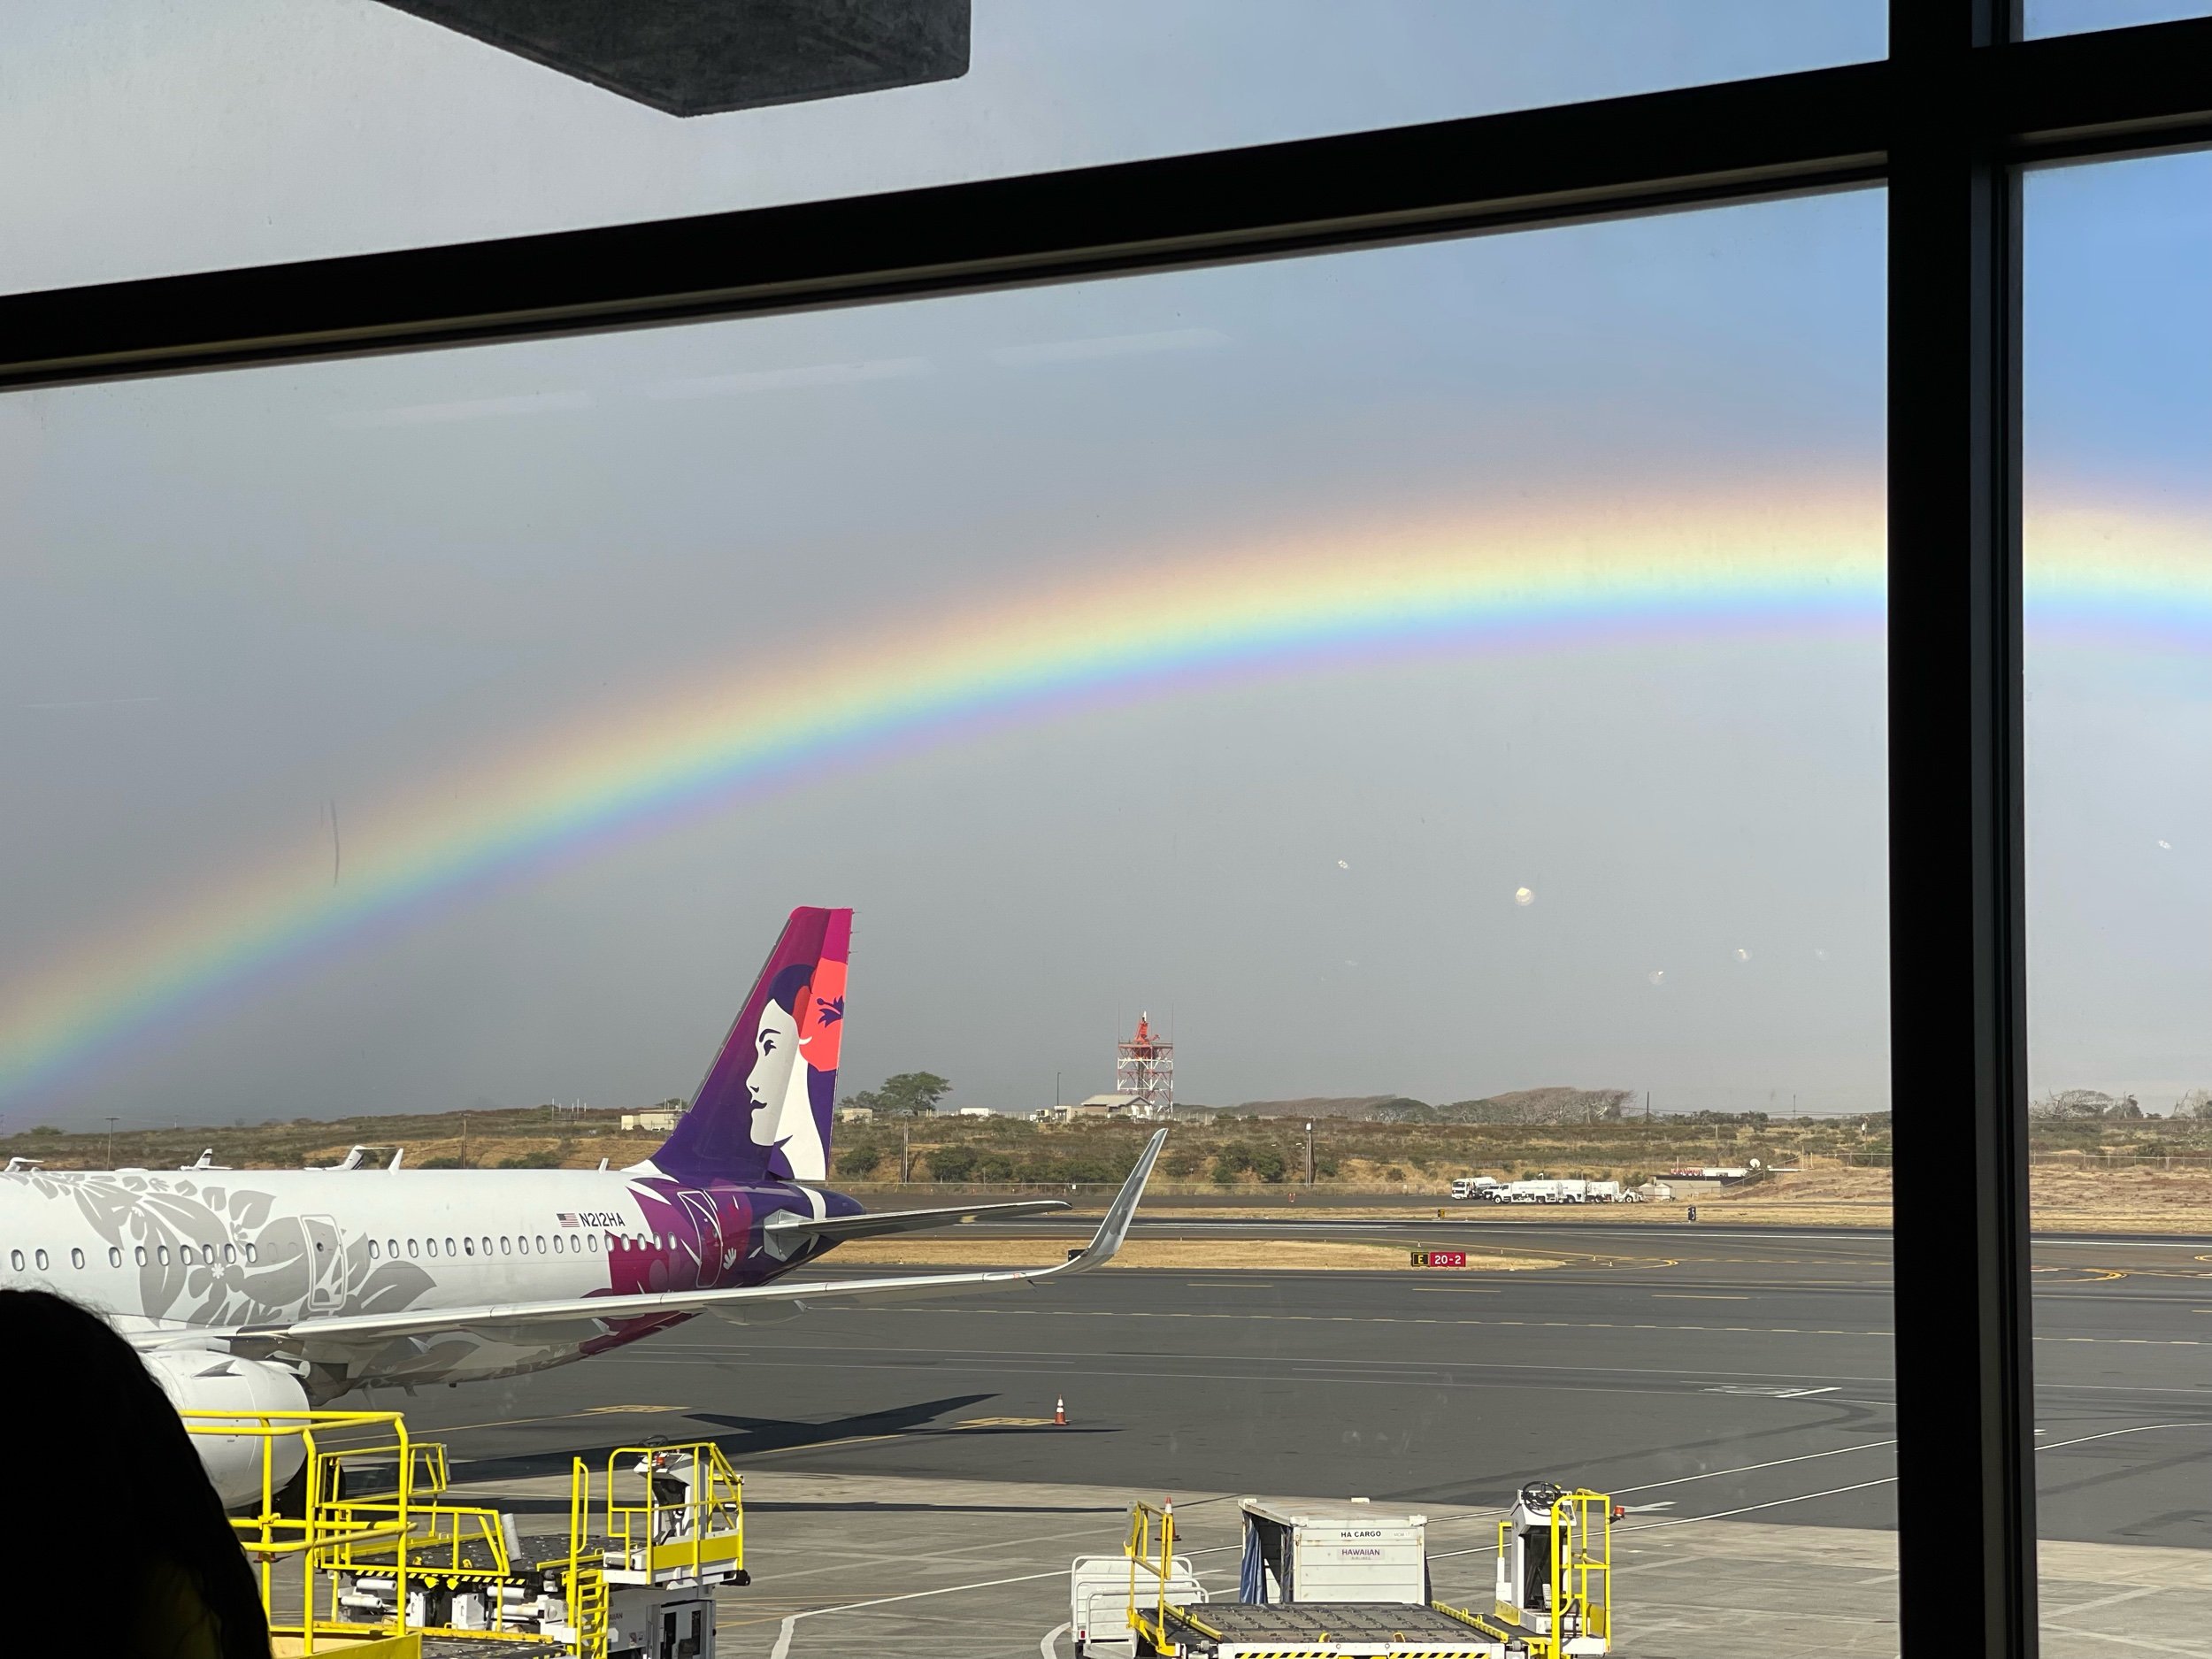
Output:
(183, 1409), (746, 1659)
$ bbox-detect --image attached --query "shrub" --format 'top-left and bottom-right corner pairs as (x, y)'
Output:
(926, 1146), (979, 1182)
(498, 1148), (562, 1169)
(833, 1136), (887, 1179)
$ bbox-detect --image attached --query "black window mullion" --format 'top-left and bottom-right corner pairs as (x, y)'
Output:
(1888, 5), (2037, 1659)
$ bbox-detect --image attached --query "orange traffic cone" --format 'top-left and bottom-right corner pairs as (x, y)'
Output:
(1054, 1396), (1068, 1425)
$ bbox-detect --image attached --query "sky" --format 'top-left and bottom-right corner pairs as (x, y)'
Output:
(1, 4), (2208, 1130)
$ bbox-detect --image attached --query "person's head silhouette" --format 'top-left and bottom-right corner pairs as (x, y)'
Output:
(0, 1289), (269, 1658)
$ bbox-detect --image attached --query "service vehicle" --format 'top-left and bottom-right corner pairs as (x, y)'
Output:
(1110, 1483), (1617, 1659)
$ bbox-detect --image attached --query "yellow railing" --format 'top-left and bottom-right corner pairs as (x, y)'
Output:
(1473, 1486), (1615, 1659)
(1124, 1499), (1179, 1653)
(183, 1408), (418, 1656)
(1551, 1488), (1612, 1648)
(185, 1407), (561, 1651)
(570, 1443), (743, 1604)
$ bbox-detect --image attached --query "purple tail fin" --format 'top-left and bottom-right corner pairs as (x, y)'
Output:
(656, 906), (850, 1183)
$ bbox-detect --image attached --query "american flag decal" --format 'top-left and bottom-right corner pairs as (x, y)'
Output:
(556, 1212), (579, 1226)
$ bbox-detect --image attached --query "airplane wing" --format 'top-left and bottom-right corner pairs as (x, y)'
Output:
(760, 1197), (1069, 1254)
(139, 1127), (1165, 1358)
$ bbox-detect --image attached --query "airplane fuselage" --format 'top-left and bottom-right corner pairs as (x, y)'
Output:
(0, 1163), (858, 1401)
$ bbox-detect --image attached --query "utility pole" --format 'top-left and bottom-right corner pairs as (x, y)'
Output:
(1305, 1121), (1316, 1186)
(901, 1123), (910, 1186)
(105, 1116), (119, 1169)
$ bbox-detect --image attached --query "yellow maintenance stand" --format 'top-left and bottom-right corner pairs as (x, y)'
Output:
(182, 1408), (747, 1659)
(1446, 1481), (1616, 1659)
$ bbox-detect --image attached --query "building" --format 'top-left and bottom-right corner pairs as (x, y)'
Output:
(1031, 1092), (1140, 1124)
(955, 1106), (995, 1118)
(619, 1109), (680, 1133)
(834, 1105), (875, 1123)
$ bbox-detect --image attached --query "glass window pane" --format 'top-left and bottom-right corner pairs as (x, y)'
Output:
(0, 2), (1880, 294)
(2026, 150), (2212, 1631)
(2025, 2), (2212, 36)
(0, 190), (1886, 1643)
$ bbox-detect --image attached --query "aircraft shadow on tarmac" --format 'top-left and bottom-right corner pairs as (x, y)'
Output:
(452, 1391), (1105, 1494)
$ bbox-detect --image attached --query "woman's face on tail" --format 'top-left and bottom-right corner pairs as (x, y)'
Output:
(747, 999), (803, 1147)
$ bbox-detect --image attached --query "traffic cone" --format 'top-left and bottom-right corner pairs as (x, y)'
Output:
(1055, 1396), (1068, 1425)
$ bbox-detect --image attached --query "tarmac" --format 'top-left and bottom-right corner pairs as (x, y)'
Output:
(388, 1221), (2212, 1656)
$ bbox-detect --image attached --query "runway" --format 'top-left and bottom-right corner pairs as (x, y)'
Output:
(384, 1223), (2209, 1655)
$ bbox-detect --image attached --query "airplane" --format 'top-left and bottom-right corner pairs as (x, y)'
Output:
(0, 907), (1168, 1502)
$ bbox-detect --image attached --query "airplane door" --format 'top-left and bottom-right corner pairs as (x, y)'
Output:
(300, 1214), (348, 1313)
(675, 1191), (723, 1287)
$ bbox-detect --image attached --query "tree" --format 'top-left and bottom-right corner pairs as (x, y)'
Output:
(2177, 1089), (2212, 1120)
(841, 1071), (952, 1118)
(2030, 1088), (2121, 1120)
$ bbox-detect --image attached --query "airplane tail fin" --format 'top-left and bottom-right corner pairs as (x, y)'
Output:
(655, 906), (850, 1184)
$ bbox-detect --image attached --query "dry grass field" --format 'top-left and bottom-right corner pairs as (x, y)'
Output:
(8, 1105), (2210, 1236)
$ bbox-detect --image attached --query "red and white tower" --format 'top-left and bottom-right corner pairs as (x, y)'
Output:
(1116, 1012), (1175, 1118)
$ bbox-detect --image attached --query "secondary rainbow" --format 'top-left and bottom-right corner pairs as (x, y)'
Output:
(5, 489), (2196, 1108)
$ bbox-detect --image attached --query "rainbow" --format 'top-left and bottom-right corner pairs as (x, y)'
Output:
(0, 488), (2200, 1109)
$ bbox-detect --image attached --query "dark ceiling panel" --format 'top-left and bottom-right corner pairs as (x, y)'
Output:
(374, 0), (969, 116)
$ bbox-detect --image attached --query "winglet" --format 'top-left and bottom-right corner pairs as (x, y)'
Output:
(1056, 1126), (1169, 1275)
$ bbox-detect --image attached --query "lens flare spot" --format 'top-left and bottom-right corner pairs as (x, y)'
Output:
(1734, 948), (1751, 962)
(1514, 887), (1534, 906)
(1647, 970), (1666, 986)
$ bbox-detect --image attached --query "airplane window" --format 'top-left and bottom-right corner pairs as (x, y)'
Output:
(406, 1238), (419, 1258)
(499, 1236), (511, 1254)
(367, 1240), (379, 1260)
(481, 1235), (493, 1255)
(6, 1251), (19, 1271)
(426, 1238), (439, 1257)
(134, 1246), (146, 1266)
(463, 1236), (475, 1256)
(156, 1245), (169, 1266)
(35, 1249), (49, 1270)
(204, 1244), (218, 1264)
(445, 1236), (457, 1255)
(537, 1235), (549, 1252)
(107, 1247), (121, 1268)
(244, 1243), (257, 1263)
(223, 1242), (236, 1264)
(552, 1234), (565, 1254)
(71, 1248), (86, 1269)
(387, 1238), (398, 1257)
(589, 1233), (601, 1253)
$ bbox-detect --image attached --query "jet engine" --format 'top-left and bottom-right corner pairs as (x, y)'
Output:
(144, 1348), (309, 1509)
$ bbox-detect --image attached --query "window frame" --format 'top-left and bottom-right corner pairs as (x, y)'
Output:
(8, 9), (2212, 1655)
